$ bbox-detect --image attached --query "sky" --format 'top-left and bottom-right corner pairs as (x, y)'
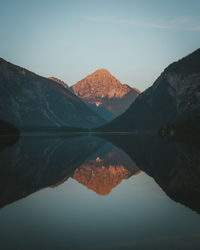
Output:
(1, 0), (200, 91)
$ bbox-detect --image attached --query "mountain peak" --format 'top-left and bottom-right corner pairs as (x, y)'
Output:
(86, 68), (114, 80)
(0, 58), (105, 128)
(71, 69), (140, 121)
(93, 68), (111, 74)
(72, 69), (137, 99)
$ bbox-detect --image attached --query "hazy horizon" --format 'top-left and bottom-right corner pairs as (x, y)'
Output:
(1, 0), (200, 91)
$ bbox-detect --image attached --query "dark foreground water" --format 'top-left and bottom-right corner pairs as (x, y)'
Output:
(0, 134), (200, 250)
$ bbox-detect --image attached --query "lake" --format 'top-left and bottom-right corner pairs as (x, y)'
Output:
(0, 134), (200, 250)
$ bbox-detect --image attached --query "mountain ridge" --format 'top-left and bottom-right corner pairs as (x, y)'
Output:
(71, 68), (140, 121)
(0, 58), (105, 128)
(48, 77), (69, 88)
(97, 48), (200, 132)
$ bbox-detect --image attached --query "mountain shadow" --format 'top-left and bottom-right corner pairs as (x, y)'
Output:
(0, 120), (20, 151)
(0, 135), (105, 208)
(0, 58), (104, 128)
(97, 48), (200, 132)
(160, 115), (200, 144)
(99, 133), (200, 213)
(0, 134), (141, 207)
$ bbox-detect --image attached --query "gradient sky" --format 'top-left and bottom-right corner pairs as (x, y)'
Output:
(1, 0), (200, 91)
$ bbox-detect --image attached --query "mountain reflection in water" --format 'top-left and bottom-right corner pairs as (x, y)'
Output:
(73, 143), (140, 195)
(0, 134), (200, 249)
(0, 134), (200, 212)
(0, 135), (140, 207)
(101, 133), (200, 213)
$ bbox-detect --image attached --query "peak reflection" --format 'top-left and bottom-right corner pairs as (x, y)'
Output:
(99, 133), (200, 213)
(0, 133), (200, 213)
(0, 135), (138, 207)
(72, 144), (139, 195)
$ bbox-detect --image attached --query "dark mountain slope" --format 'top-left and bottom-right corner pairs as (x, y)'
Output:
(0, 58), (104, 128)
(98, 49), (200, 131)
(0, 120), (19, 150)
(48, 77), (69, 88)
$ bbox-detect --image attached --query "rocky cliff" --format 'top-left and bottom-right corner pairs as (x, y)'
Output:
(71, 69), (139, 121)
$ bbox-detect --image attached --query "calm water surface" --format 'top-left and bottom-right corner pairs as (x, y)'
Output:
(0, 134), (200, 250)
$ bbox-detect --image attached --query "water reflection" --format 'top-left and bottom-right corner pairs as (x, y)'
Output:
(0, 135), (139, 207)
(72, 143), (140, 195)
(0, 135), (105, 208)
(100, 133), (200, 213)
(0, 134), (200, 213)
(1, 134), (200, 249)
(0, 133), (200, 214)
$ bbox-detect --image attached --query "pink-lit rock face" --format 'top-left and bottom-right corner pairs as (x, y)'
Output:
(71, 69), (140, 121)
